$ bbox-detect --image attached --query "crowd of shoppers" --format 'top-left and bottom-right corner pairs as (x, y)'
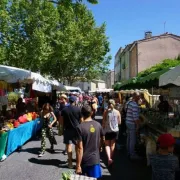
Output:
(37, 92), (179, 180)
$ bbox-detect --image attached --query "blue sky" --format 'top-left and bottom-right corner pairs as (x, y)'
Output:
(87, 0), (180, 69)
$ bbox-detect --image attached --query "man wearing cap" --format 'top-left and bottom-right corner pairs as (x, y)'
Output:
(150, 134), (179, 180)
(60, 96), (83, 168)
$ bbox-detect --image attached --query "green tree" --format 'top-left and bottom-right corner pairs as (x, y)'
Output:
(0, 0), (110, 84)
(0, 0), (59, 71)
(48, 0), (98, 5)
(41, 3), (110, 84)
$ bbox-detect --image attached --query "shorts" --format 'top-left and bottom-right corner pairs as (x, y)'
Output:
(82, 164), (102, 178)
(105, 132), (118, 141)
(63, 128), (77, 145)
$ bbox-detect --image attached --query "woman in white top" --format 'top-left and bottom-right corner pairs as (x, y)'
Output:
(102, 99), (121, 166)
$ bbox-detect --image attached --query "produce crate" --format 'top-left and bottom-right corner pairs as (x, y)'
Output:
(70, 174), (97, 180)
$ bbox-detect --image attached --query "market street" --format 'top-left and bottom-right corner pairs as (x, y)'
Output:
(0, 116), (151, 180)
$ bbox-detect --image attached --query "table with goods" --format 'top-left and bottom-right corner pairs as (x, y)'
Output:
(139, 107), (180, 155)
(0, 111), (42, 161)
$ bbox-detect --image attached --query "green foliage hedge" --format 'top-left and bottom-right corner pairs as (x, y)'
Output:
(137, 59), (180, 78)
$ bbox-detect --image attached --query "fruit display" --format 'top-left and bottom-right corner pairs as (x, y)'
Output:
(5, 122), (14, 130)
(0, 112), (39, 131)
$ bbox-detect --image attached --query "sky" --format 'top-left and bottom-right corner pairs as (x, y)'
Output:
(86, 0), (180, 70)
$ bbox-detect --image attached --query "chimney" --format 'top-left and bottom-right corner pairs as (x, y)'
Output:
(145, 31), (152, 39)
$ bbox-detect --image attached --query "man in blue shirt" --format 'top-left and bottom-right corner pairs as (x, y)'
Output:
(98, 94), (103, 107)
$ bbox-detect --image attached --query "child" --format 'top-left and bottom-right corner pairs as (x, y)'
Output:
(150, 133), (179, 180)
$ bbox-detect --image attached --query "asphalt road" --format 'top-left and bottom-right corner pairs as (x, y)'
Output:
(0, 116), (151, 180)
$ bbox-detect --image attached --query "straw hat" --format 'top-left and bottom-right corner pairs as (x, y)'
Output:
(60, 94), (67, 99)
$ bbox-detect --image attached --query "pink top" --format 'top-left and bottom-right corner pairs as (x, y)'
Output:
(79, 94), (83, 102)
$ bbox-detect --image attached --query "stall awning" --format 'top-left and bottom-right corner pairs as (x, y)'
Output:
(115, 68), (171, 90)
(138, 68), (171, 84)
(96, 89), (113, 93)
(0, 65), (31, 83)
(49, 80), (65, 91)
(30, 72), (52, 93)
(65, 86), (82, 92)
(159, 65), (180, 87)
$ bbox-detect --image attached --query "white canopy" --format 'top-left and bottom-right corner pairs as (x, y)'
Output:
(0, 65), (31, 83)
(65, 86), (82, 92)
(96, 89), (113, 93)
(0, 65), (65, 93)
(49, 80), (65, 91)
(30, 72), (52, 93)
(159, 66), (180, 87)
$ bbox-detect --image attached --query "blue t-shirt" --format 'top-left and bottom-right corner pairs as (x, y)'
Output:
(98, 96), (103, 104)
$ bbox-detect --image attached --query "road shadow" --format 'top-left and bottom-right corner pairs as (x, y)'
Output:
(19, 147), (41, 155)
(28, 158), (66, 167)
(100, 147), (151, 180)
(20, 147), (63, 155)
(99, 175), (112, 180)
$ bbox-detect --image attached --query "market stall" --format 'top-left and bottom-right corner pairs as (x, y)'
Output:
(50, 80), (65, 91)
(0, 132), (8, 159)
(96, 88), (113, 93)
(0, 65), (31, 83)
(0, 66), (47, 160)
(159, 65), (180, 87)
(6, 118), (42, 156)
(64, 86), (82, 93)
(0, 114), (41, 161)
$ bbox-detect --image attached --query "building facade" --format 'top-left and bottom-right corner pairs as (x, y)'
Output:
(101, 70), (115, 89)
(72, 79), (106, 92)
(114, 47), (123, 83)
(115, 32), (180, 81)
(120, 44), (131, 81)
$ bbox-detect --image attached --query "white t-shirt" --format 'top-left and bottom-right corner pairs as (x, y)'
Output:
(105, 109), (119, 133)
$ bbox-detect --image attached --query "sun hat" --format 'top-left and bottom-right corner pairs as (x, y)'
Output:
(157, 133), (175, 148)
(60, 94), (67, 99)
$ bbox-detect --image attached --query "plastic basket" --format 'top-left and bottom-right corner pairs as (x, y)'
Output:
(70, 174), (97, 180)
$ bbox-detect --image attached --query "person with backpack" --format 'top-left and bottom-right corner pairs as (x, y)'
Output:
(102, 99), (121, 166)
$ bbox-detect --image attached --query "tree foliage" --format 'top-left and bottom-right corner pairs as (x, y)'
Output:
(137, 59), (180, 78)
(0, 0), (110, 84)
(48, 0), (98, 5)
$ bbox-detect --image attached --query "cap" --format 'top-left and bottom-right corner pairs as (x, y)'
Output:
(69, 96), (77, 102)
(108, 99), (115, 106)
(157, 133), (175, 148)
(60, 94), (67, 99)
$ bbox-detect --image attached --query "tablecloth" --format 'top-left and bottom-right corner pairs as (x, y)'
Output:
(0, 132), (8, 159)
(6, 118), (42, 156)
